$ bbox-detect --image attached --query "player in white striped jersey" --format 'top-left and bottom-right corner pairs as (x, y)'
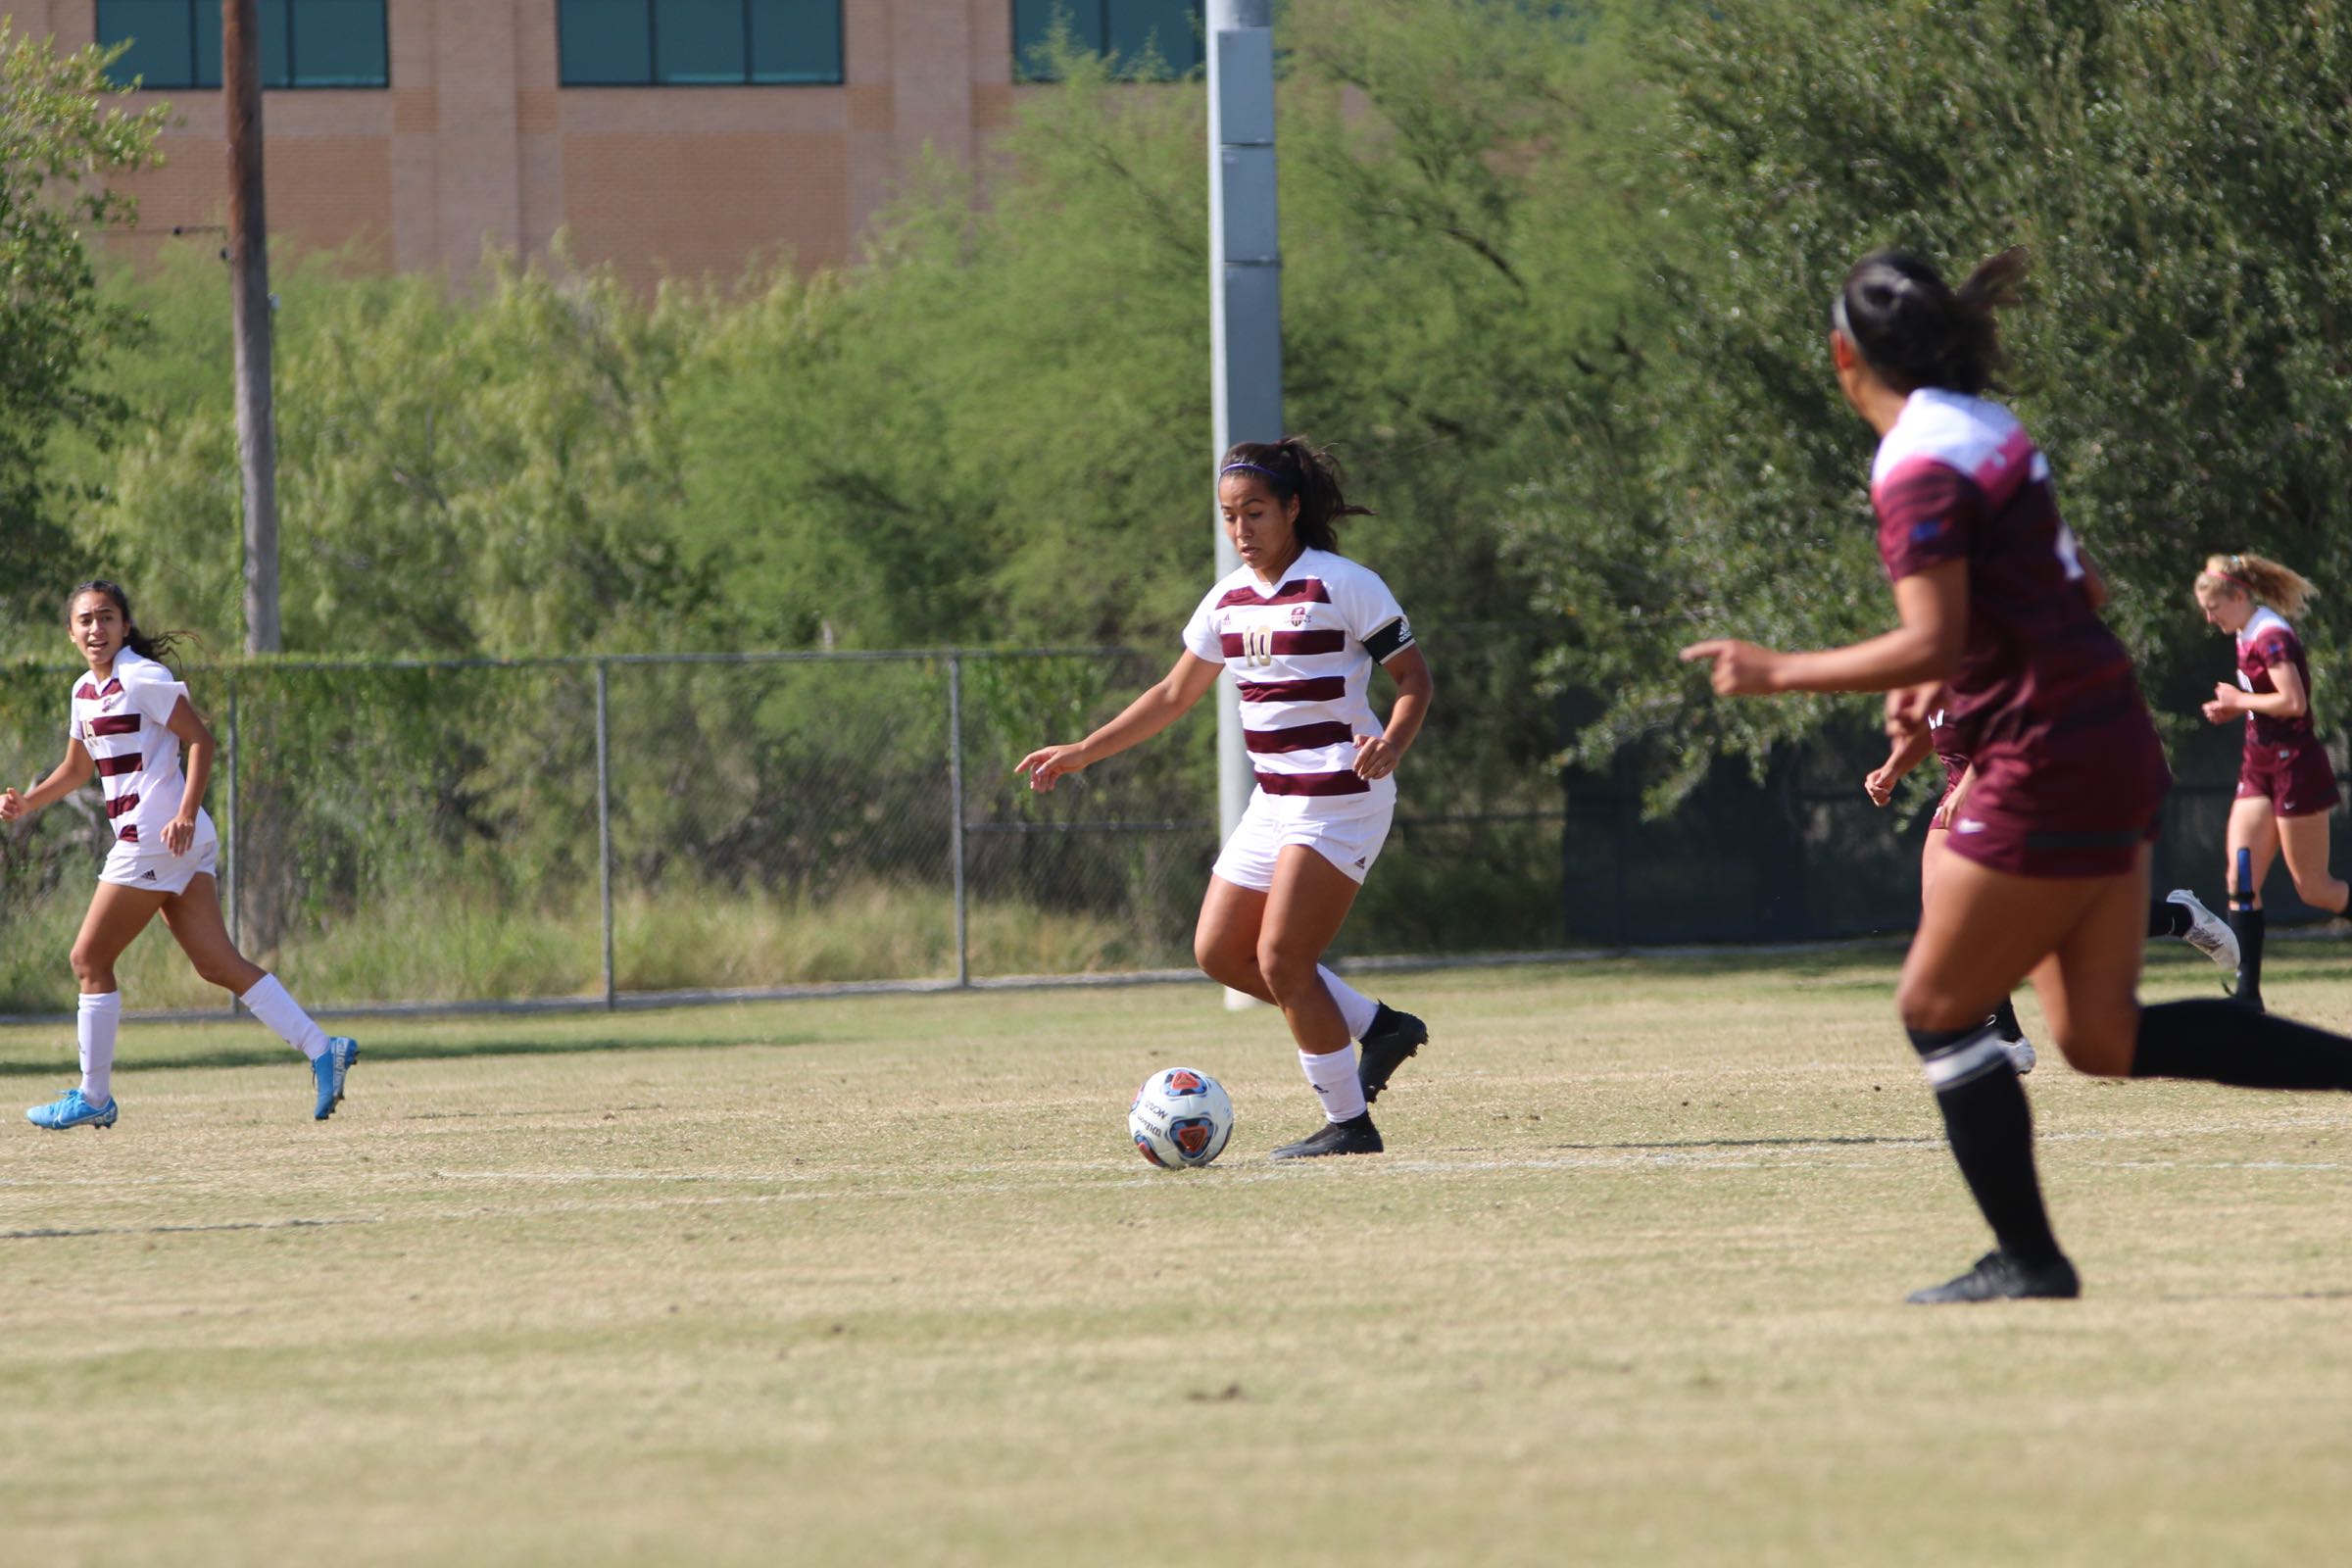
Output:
(0, 581), (357, 1129)
(1018, 438), (1435, 1158)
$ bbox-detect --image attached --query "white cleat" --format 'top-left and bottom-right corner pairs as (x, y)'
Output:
(2169, 889), (2240, 973)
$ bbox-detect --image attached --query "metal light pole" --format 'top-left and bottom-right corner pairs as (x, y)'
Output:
(225, 0), (280, 654)
(1207, 0), (1282, 1007)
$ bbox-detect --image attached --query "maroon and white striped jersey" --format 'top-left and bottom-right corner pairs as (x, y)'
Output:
(1182, 547), (1416, 808)
(69, 649), (196, 845)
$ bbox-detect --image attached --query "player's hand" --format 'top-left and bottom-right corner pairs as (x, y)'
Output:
(1678, 639), (1783, 696)
(1885, 681), (1944, 740)
(1352, 733), (1400, 781)
(1864, 767), (1895, 808)
(163, 813), (196, 855)
(2204, 683), (2245, 723)
(1014, 744), (1089, 793)
(0, 787), (23, 822)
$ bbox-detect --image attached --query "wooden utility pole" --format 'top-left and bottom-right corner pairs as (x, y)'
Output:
(225, 0), (279, 654)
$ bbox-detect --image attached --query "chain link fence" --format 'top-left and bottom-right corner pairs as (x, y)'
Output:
(0, 646), (2337, 1017)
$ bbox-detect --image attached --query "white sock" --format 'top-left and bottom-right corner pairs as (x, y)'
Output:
(77, 991), (121, 1106)
(240, 974), (328, 1060)
(1298, 1046), (1367, 1123)
(1318, 965), (1379, 1040)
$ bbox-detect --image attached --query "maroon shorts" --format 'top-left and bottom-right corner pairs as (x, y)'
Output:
(1939, 701), (2172, 879)
(2237, 736), (2341, 818)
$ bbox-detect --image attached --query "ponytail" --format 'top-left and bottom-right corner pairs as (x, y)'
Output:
(2199, 553), (2316, 618)
(1217, 436), (1376, 553)
(1833, 246), (2029, 396)
(66, 580), (190, 670)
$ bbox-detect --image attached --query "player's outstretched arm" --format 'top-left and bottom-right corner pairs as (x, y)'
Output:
(1681, 561), (1967, 698)
(0, 739), (95, 822)
(1016, 652), (1223, 793)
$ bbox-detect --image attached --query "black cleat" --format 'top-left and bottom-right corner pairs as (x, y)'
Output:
(1906, 1250), (2081, 1304)
(1270, 1112), (1385, 1160)
(1356, 1004), (1428, 1103)
(2234, 987), (2266, 1014)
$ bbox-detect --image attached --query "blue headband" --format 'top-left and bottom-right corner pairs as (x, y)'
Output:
(1220, 461), (1294, 491)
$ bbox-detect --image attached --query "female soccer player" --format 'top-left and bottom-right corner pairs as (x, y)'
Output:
(1017, 439), (1433, 1158)
(2194, 553), (2348, 1010)
(0, 581), (358, 1128)
(1686, 248), (2352, 1302)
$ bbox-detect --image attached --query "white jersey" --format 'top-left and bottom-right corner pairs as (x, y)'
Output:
(70, 648), (198, 846)
(1181, 547), (1416, 811)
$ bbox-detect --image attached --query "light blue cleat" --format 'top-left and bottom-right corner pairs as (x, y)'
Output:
(26, 1087), (118, 1130)
(312, 1036), (359, 1120)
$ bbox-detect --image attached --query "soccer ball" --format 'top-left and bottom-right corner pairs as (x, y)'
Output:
(1128, 1067), (1235, 1169)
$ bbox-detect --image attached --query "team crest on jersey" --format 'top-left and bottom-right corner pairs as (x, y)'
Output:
(1289, 604), (1312, 627)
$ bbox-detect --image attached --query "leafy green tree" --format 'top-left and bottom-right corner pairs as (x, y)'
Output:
(1511, 0), (2352, 803)
(0, 27), (166, 635)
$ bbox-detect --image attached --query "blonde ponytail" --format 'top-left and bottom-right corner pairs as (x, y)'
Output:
(2199, 553), (2316, 618)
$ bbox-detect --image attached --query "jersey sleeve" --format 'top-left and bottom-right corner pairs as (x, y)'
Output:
(1333, 567), (1415, 665)
(1874, 460), (1984, 582)
(122, 661), (190, 727)
(2247, 627), (2300, 669)
(1180, 583), (1226, 663)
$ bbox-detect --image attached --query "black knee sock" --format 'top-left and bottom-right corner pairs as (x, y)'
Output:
(2131, 998), (2352, 1089)
(2147, 897), (2192, 939)
(2230, 906), (2266, 1003)
(1910, 1026), (2064, 1266)
(1988, 994), (2024, 1042)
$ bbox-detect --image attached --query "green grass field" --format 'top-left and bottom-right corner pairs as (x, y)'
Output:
(5, 945), (2352, 1566)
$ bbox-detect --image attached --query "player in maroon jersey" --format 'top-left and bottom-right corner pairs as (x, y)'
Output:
(2194, 552), (2348, 1010)
(1686, 248), (2352, 1303)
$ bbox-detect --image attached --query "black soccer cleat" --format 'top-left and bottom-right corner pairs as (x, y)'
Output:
(1270, 1112), (1385, 1160)
(1356, 1004), (1429, 1104)
(1906, 1250), (2081, 1304)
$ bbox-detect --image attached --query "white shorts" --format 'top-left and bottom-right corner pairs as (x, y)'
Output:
(99, 817), (219, 896)
(1210, 790), (1395, 891)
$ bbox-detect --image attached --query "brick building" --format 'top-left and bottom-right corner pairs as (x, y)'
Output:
(7, 1), (1200, 286)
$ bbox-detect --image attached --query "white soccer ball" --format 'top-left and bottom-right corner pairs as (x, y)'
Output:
(1128, 1067), (1235, 1169)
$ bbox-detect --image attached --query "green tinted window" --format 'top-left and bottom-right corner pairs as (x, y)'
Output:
(654, 0), (744, 84)
(750, 0), (841, 84)
(289, 0), (389, 87)
(560, 1), (843, 86)
(98, 0), (386, 90)
(1015, 1), (1200, 81)
(97, 1), (196, 90)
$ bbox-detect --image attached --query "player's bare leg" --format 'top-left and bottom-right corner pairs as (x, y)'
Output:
(160, 875), (356, 1118)
(1893, 853), (2122, 1303)
(1257, 845), (1386, 1159)
(1194, 875), (1276, 1004)
(30, 883), (170, 1128)
(1196, 870), (1423, 1100)
(2275, 811), (2349, 917)
(1922, 827), (2033, 1071)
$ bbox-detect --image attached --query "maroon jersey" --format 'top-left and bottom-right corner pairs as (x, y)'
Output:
(1872, 389), (2141, 764)
(2234, 607), (2319, 749)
